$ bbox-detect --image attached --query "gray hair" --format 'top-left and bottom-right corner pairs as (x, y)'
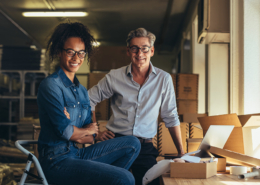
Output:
(126, 28), (156, 47)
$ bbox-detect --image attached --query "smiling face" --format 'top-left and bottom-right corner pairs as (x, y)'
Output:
(59, 37), (85, 77)
(127, 37), (154, 69)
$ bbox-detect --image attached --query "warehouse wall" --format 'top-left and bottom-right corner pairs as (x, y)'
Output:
(243, 0), (260, 114)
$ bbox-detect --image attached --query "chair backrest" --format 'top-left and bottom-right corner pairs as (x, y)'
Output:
(15, 140), (49, 185)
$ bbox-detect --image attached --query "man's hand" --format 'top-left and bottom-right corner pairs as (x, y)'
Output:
(96, 130), (115, 141)
(84, 122), (99, 135)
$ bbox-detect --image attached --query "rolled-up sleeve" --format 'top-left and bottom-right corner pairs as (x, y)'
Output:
(88, 73), (114, 111)
(37, 79), (74, 140)
(160, 75), (180, 128)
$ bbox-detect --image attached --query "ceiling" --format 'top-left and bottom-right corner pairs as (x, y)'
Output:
(0, 0), (192, 52)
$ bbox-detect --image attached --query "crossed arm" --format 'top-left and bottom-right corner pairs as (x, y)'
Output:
(64, 108), (99, 144)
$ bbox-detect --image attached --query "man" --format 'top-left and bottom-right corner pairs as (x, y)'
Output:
(88, 28), (184, 185)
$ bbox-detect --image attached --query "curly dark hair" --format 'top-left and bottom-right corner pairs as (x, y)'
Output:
(46, 22), (96, 62)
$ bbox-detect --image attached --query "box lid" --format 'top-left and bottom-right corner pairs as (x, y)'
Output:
(238, 114), (260, 127)
(209, 146), (260, 167)
(198, 114), (242, 130)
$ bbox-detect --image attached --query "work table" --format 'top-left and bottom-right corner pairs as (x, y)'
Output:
(162, 173), (260, 185)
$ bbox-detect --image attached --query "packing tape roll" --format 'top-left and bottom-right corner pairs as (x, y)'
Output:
(230, 166), (247, 175)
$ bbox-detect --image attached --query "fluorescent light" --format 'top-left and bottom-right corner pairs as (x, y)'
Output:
(22, 12), (88, 17)
(92, 41), (100, 47)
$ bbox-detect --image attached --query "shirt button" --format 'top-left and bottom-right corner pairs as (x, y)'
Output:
(78, 102), (80, 104)
(74, 89), (76, 91)
(74, 105), (75, 108)
(79, 115), (81, 118)
(136, 115), (139, 118)
(137, 103), (140, 106)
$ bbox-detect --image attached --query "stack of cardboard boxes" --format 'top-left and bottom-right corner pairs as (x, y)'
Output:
(176, 74), (198, 115)
(88, 46), (131, 121)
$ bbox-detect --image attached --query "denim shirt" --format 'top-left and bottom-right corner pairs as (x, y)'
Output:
(37, 67), (92, 152)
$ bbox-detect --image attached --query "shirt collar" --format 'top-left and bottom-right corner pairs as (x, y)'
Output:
(126, 61), (157, 76)
(57, 67), (80, 87)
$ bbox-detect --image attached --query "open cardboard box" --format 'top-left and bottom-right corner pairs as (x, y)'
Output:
(171, 125), (236, 179)
(170, 161), (217, 179)
(198, 113), (260, 158)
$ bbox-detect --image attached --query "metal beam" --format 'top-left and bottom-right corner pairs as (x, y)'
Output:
(157, 0), (174, 54)
(0, 7), (42, 49)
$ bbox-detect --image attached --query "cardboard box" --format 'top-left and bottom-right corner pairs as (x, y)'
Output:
(177, 100), (198, 115)
(88, 73), (107, 89)
(170, 74), (176, 92)
(210, 146), (260, 167)
(198, 113), (260, 156)
(179, 113), (208, 123)
(170, 162), (217, 179)
(157, 122), (188, 155)
(98, 120), (108, 132)
(187, 138), (202, 153)
(176, 74), (198, 100)
(200, 157), (226, 172)
(189, 123), (203, 138)
(90, 46), (131, 71)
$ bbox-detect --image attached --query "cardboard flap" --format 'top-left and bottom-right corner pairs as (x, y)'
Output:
(238, 114), (260, 127)
(198, 114), (241, 130)
(209, 146), (260, 167)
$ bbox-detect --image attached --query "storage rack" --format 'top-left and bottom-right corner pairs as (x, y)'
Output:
(0, 70), (48, 140)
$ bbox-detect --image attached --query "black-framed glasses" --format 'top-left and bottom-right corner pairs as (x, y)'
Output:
(63, 49), (87, 59)
(129, 46), (151, 53)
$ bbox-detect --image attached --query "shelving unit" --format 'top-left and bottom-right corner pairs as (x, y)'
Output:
(0, 70), (48, 140)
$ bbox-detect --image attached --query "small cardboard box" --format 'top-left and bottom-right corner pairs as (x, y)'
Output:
(186, 138), (226, 172)
(201, 157), (226, 172)
(198, 113), (260, 157)
(157, 122), (188, 155)
(177, 100), (198, 115)
(170, 161), (217, 179)
(176, 74), (198, 100)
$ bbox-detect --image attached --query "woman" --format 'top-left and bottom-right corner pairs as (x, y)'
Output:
(37, 22), (141, 185)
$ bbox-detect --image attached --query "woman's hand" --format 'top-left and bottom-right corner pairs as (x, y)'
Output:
(64, 107), (70, 119)
(84, 122), (99, 135)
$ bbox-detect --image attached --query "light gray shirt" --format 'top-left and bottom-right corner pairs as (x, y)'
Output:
(88, 62), (180, 139)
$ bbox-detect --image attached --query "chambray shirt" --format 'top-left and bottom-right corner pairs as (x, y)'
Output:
(88, 62), (180, 139)
(37, 67), (92, 151)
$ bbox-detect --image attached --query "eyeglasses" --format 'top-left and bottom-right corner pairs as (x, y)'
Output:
(62, 49), (87, 59)
(129, 46), (151, 53)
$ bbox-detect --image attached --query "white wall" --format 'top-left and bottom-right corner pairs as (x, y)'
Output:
(243, 0), (260, 114)
(208, 44), (229, 116)
(192, 16), (206, 114)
